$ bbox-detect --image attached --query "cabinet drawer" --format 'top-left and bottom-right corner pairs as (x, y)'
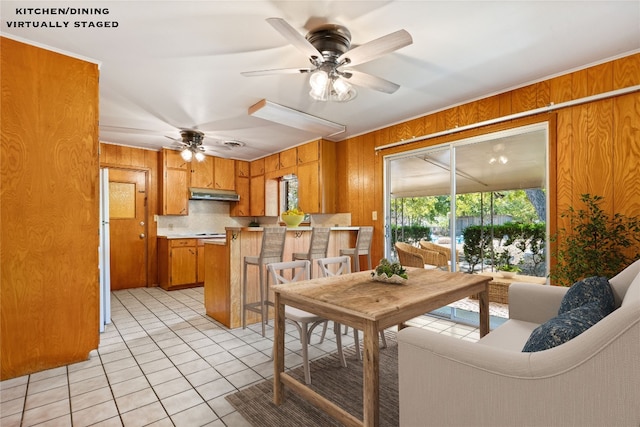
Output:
(170, 239), (196, 247)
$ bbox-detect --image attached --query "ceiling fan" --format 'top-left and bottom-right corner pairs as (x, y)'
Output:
(165, 129), (244, 161)
(242, 18), (413, 102)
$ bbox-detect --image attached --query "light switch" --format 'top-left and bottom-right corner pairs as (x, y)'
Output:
(372, 211), (378, 221)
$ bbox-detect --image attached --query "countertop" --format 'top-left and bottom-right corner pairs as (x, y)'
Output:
(224, 226), (360, 232)
(158, 233), (226, 240)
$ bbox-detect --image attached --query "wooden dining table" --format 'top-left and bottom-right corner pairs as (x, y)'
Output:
(271, 267), (492, 427)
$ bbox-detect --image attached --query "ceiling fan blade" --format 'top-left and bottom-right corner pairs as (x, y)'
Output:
(345, 70), (400, 94)
(241, 67), (313, 77)
(266, 17), (323, 61)
(338, 29), (412, 67)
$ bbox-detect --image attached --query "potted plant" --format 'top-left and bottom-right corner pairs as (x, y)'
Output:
(497, 264), (521, 278)
(550, 194), (640, 286)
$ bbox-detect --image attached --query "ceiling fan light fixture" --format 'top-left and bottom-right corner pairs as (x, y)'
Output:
(180, 148), (194, 161)
(194, 151), (206, 162)
(308, 72), (356, 102)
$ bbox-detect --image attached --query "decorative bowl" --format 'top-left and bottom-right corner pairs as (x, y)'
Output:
(499, 271), (517, 279)
(371, 273), (408, 285)
(282, 214), (305, 227)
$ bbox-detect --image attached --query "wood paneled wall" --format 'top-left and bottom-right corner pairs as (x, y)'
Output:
(100, 143), (160, 286)
(1, 38), (100, 379)
(337, 53), (640, 265)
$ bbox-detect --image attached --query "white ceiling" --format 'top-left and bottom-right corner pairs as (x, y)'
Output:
(2, 1), (639, 161)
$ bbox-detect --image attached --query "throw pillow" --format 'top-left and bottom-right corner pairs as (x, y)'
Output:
(558, 276), (615, 315)
(522, 302), (607, 352)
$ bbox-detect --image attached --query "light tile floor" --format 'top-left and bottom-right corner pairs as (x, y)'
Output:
(1, 286), (482, 427)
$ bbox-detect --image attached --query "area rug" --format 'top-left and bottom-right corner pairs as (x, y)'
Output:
(226, 333), (399, 427)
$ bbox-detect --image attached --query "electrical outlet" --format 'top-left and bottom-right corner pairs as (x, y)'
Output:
(153, 214), (158, 222)
(372, 211), (378, 221)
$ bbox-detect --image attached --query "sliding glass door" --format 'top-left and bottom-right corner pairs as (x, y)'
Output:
(384, 123), (549, 278)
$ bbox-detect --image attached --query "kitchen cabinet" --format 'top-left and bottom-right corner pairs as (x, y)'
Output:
(158, 237), (205, 290)
(236, 160), (250, 177)
(250, 158), (265, 176)
(190, 155), (214, 188)
(250, 174), (265, 216)
(279, 147), (297, 169)
(214, 157), (236, 190)
(297, 139), (337, 214)
(297, 140), (319, 164)
(264, 153), (280, 174)
(231, 160), (250, 217)
(159, 149), (189, 215)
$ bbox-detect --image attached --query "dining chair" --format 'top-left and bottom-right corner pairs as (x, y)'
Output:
(340, 226), (374, 272)
(242, 227), (287, 336)
(317, 256), (388, 361)
(267, 260), (347, 384)
(292, 227), (331, 278)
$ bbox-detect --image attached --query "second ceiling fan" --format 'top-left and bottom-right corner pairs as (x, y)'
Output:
(242, 18), (413, 102)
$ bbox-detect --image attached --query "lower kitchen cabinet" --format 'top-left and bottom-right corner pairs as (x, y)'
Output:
(158, 237), (205, 290)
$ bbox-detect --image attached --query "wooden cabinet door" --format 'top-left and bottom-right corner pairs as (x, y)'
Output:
(250, 175), (265, 216)
(280, 147), (297, 169)
(250, 158), (265, 176)
(191, 155), (214, 188)
(164, 168), (189, 215)
(231, 176), (250, 216)
(264, 153), (280, 174)
(297, 140), (320, 164)
(297, 161), (320, 213)
(165, 149), (189, 169)
(197, 243), (205, 283)
(214, 157), (236, 190)
(236, 160), (250, 177)
(171, 246), (197, 286)
(160, 149), (189, 215)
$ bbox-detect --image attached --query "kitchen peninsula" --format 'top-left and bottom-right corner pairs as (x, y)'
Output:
(204, 226), (360, 328)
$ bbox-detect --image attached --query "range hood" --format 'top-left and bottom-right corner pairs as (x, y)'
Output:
(189, 188), (240, 202)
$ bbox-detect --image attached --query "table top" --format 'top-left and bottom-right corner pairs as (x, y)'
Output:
(272, 268), (491, 325)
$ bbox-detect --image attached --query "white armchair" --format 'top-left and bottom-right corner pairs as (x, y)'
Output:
(398, 260), (640, 427)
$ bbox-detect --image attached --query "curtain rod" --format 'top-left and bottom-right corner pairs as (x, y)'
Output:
(375, 85), (640, 152)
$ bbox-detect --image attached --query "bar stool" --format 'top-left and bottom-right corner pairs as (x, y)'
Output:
(292, 227), (331, 278)
(340, 226), (374, 272)
(242, 227), (287, 336)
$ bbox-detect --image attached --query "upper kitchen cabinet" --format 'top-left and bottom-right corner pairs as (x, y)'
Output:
(236, 160), (250, 177)
(297, 139), (337, 214)
(159, 148), (189, 215)
(264, 153), (280, 175)
(297, 140), (320, 164)
(231, 161), (250, 217)
(190, 155), (214, 188)
(214, 157), (236, 191)
(250, 157), (265, 176)
(279, 147), (297, 169)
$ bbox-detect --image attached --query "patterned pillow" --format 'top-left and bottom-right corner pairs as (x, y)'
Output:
(558, 276), (615, 315)
(522, 302), (607, 352)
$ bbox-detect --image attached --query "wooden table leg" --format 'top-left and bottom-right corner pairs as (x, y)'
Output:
(273, 292), (285, 405)
(478, 285), (490, 337)
(362, 321), (380, 427)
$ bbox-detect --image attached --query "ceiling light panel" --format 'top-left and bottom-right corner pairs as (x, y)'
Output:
(248, 99), (345, 137)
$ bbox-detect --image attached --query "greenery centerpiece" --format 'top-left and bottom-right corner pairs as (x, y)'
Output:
(281, 207), (305, 227)
(551, 194), (640, 286)
(371, 258), (408, 284)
